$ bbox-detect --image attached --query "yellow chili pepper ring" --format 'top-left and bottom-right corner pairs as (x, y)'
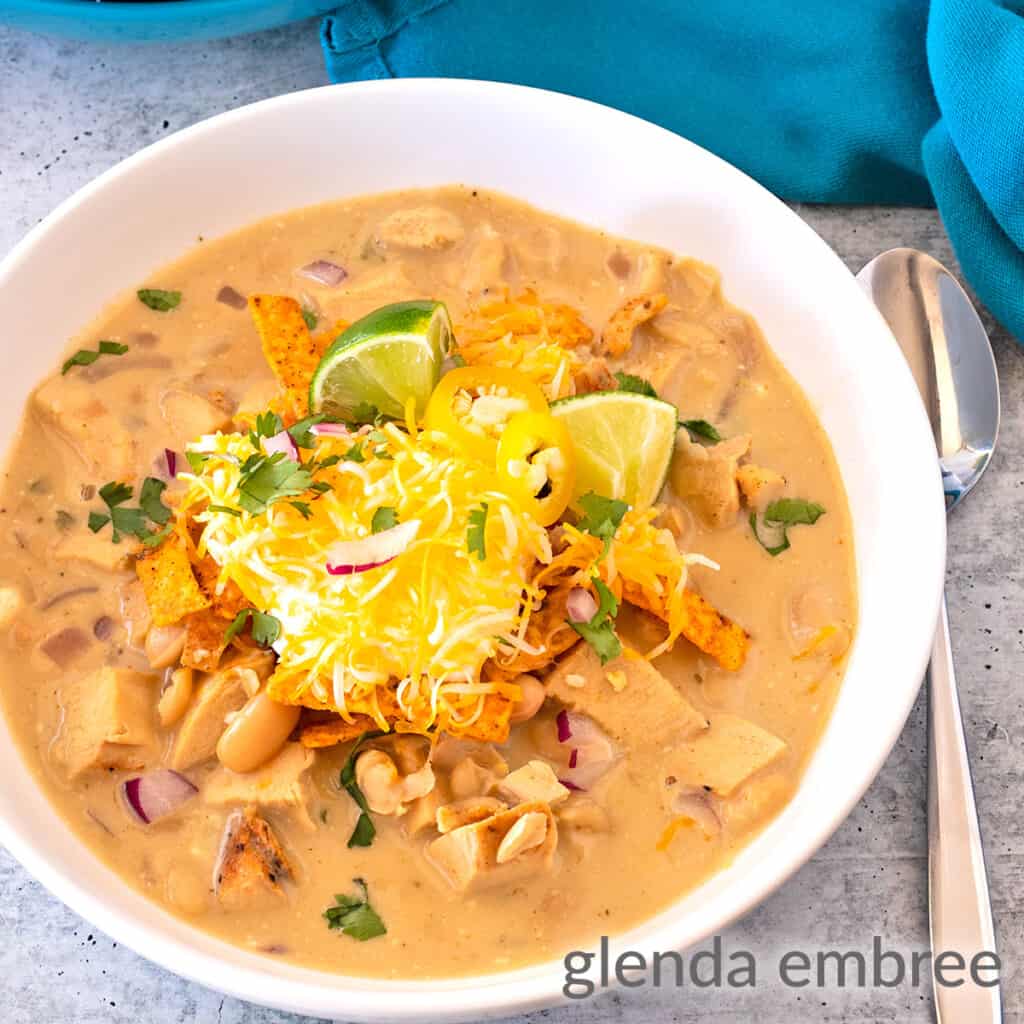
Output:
(423, 366), (548, 463)
(496, 410), (576, 526)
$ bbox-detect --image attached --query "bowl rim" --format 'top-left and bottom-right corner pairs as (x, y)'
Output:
(0, 77), (946, 1021)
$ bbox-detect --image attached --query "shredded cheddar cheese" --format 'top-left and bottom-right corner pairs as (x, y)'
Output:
(175, 423), (551, 734)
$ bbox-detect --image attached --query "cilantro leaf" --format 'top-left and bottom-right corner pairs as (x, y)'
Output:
(224, 607), (282, 646)
(467, 503), (489, 560)
(450, 353), (467, 368)
(614, 372), (658, 398)
(185, 451), (209, 474)
(567, 578), (622, 664)
(237, 453), (314, 515)
(339, 732), (385, 848)
(301, 307), (319, 331)
(138, 477), (171, 525)
(98, 481), (133, 508)
(323, 878), (386, 941)
(137, 288), (181, 312)
(348, 402), (383, 427)
(88, 511), (111, 533)
(289, 500), (312, 519)
(750, 498), (825, 557)
(288, 413), (325, 448)
(679, 419), (723, 443)
(208, 504), (242, 517)
(371, 506), (398, 534)
(61, 340), (129, 375)
(576, 492), (628, 543)
(342, 441), (366, 463)
(140, 523), (173, 548)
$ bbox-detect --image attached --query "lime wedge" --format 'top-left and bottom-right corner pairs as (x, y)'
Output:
(309, 300), (452, 420)
(551, 391), (677, 510)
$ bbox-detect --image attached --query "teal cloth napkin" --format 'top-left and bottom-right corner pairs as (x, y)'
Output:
(322, 0), (1024, 341)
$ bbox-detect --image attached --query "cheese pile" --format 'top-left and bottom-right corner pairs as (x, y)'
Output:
(176, 422), (551, 733)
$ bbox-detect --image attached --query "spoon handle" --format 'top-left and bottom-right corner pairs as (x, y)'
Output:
(928, 596), (1002, 1022)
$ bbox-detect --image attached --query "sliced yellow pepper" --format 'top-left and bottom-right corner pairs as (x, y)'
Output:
(423, 366), (548, 463)
(496, 410), (576, 526)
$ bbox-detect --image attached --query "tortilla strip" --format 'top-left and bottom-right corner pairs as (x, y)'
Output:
(601, 291), (668, 356)
(192, 553), (249, 620)
(248, 294), (334, 415)
(299, 714), (377, 748)
(622, 580), (749, 671)
(180, 609), (231, 673)
(135, 535), (210, 627)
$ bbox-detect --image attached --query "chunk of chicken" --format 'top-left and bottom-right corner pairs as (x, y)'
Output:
(600, 292), (668, 357)
(355, 747), (435, 816)
(55, 666), (157, 778)
(428, 801), (557, 892)
(169, 665), (259, 770)
(736, 463), (786, 511)
(159, 388), (233, 446)
(33, 375), (136, 479)
(375, 205), (464, 250)
(545, 644), (707, 749)
(494, 760), (570, 806)
(205, 743), (316, 828)
(436, 796), (507, 834)
(431, 735), (509, 801)
(670, 432), (752, 529)
(214, 809), (293, 908)
(662, 713), (787, 797)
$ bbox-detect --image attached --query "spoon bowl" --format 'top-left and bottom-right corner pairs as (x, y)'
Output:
(858, 248), (1000, 510)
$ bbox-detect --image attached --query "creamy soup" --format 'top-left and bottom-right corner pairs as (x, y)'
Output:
(0, 187), (855, 977)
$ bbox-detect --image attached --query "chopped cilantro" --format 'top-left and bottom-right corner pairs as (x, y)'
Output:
(323, 879), (386, 941)
(342, 441), (366, 463)
(576, 492), (628, 543)
(567, 578), (621, 664)
(317, 454), (342, 470)
(208, 504), (242, 517)
(467, 503), (489, 560)
(61, 340), (129, 375)
(348, 402), (383, 427)
(614, 372), (658, 398)
(185, 451), (210, 474)
(289, 500), (312, 519)
(449, 352), (468, 368)
(301, 307), (319, 331)
(339, 732), (385, 848)
(224, 607), (282, 646)
(679, 419), (723, 443)
(237, 453), (314, 515)
(88, 479), (169, 545)
(138, 477), (171, 525)
(137, 288), (181, 312)
(288, 413), (325, 448)
(371, 506), (398, 534)
(750, 498), (825, 556)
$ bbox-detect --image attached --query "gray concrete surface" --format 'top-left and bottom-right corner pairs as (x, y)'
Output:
(1, 18), (1021, 1024)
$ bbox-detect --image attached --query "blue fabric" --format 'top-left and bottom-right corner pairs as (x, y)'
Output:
(322, 0), (1024, 340)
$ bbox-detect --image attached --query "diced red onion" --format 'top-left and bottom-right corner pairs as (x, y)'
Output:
(297, 260), (348, 287)
(310, 422), (352, 439)
(164, 448), (178, 477)
(559, 712), (616, 789)
(216, 285), (248, 310)
(122, 770), (198, 825)
(559, 779), (584, 791)
(556, 709), (572, 743)
(262, 429), (298, 462)
(566, 587), (598, 623)
(326, 519), (420, 577)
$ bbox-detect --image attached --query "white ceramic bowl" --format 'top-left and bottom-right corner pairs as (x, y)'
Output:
(0, 80), (945, 1021)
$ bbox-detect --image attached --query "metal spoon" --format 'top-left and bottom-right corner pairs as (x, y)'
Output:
(858, 249), (1001, 1023)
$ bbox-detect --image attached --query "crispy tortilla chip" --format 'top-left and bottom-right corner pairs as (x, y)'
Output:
(192, 554), (249, 620)
(299, 715), (378, 748)
(455, 693), (513, 743)
(180, 609), (231, 672)
(135, 536), (210, 627)
(601, 292), (668, 356)
(487, 581), (581, 679)
(623, 580), (749, 671)
(248, 294), (334, 415)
